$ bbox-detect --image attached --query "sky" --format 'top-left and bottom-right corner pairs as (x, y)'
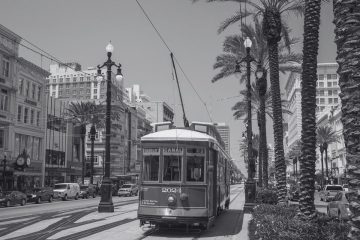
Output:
(0, 0), (336, 175)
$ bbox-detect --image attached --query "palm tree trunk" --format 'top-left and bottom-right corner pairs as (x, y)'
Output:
(320, 150), (324, 187)
(257, 111), (263, 187)
(268, 41), (286, 203)
(260, 95), (268, 188)
(333, 1), (360, 238)
(299, 0), (321, 219)
(324, 147), (329, 183)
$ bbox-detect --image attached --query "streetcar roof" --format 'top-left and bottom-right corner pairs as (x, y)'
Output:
(141, 128), (216, 143)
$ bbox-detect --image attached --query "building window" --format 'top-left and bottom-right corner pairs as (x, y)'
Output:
(17, 105), (22, 122)
(0, 89), (8, 111)
(320, 106), (325, 111)
(319, 82), (324, 87)
(72, 90), (77, 94)
(30, 109), (34, 124)
(59, 78), (62, 83)
(328, 90), (332, 96)
(79, 90), (83, 94)
(86, 155), (99, 164)
(66, 89), (70, 94)
(329, 98), (333, 104)
(25, 81), (30, 97)
(0, 129), (3, 148)
(327, 82), (332, 87)
(86, 96), (90, 99)
(80, 83), (84, 88)
(333, 81), (338, 86)
(24, 108), (29, 124)
(87, 77), (90, 81)
(94, 89), (98, 94)
(52, 92), (56, 97)
(80, 77), (84, 82)
(320, 98), (325, 104)
(18, 78), (24, 95)
(59, 91), (63, 96)
(334, 98), (338, 103)
(66, 84), (70, 88)
(318, 74), (324, 80)
(73, 77), (77, 82)
(38, 86), (41, 101)
(86, 82), (91, 87)
(2, 58), (10, 77)
(100, 95), (104, 99)
(73, 83), (77, 87)
(316, 98), (319, 104)
(59, 85), (63, 89)
(66, 77), (70, 82)
(94, 82), (98, 87)
(319, 90), (324, 96)
(333, 90), (338, 95)
(37, 111), (40, 126)
(94, 95), (97, 99)
(86, 89), (90, 94)
(327, 74), (332, 80)
(32, 83), (36, 99)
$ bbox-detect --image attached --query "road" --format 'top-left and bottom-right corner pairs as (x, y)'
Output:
(0, 184), (245, 240)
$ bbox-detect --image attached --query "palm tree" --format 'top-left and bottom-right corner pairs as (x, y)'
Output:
(194, 0), (303, 203)
(67, 102), (94, 184)
(317, 125), (339, 184)
(287, 139), (302, 182)
(297, 0), (322, 219)
(333, 2), (360, 237)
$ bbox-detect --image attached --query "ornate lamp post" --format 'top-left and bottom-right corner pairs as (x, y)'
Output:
(235, 37), (264, 210)
(2, 154), (7, 191)
(96, 42), (123, 213)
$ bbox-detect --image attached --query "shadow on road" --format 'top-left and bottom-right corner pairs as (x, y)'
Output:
(147, 209), (244, 239)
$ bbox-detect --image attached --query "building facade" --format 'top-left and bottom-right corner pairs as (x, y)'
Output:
(215, 122), (230, 155)
(284, 63), (340, 152)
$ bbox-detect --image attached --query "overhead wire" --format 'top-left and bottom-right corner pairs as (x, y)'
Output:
(135, 0), (213, 122)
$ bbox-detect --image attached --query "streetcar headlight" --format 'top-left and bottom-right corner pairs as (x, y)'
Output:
(168, 195), (176, 205)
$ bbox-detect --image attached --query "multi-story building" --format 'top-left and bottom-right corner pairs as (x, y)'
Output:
(284, 63), (340, 151)
(316, 105), (346, 184)
(0, 24), (50, 190)
(215, 122), (230, 155)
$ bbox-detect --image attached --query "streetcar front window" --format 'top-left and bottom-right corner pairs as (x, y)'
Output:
(143, 156), (159, 181)
(187, 156), (204, 182)
(163, 155), (182, 182)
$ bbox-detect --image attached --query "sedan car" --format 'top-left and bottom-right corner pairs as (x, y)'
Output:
(79, 185), (97, 199)
(320, 185), (343, 202)
(27, 187), (54, 204)
(327, 191), (352, 221)
(342, 184), (349, 192)
(0, 191), (27, 207)
(117, 184), (138, 197)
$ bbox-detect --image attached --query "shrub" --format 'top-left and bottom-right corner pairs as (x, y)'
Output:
(255, 188), (278, 205)
(251, 204), (350, 240)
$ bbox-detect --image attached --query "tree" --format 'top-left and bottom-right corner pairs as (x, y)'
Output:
(298, 0), (322, 219)
(333, 1), (360, 238)
(287, 139), (302, 182)
(316, 125), (339, 184)
(193, 0), (303, 203)
(67, 102), (94, 184)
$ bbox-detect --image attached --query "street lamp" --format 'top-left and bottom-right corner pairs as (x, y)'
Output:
(96, 42), (123, 213)
(235, 37), (263, 211)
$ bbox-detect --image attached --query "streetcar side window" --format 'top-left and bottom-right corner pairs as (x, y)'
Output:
(143, 156), (160, 181)
(163, 155), (182, 181)
(187, 156), (204, 182)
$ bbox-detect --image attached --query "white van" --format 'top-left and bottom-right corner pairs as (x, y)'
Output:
(53, 183), (80, 201)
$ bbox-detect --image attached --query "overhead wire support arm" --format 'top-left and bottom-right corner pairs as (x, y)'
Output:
(170, 52), (189, 128)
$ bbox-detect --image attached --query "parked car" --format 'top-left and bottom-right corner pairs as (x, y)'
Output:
(327, 191), (352, 221)
(320, 185), (343, 202)
(79, 184), (97, 199)
(117, 184), (138, 197)
(53, 183), (80, 201)
(342, 184), (349, 192)
(0, 191), (27, 207)
(27, 187), (54, 204)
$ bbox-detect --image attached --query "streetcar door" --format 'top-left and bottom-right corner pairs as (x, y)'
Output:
(208, 149), (216, 217)
(212, 150), (218, 217)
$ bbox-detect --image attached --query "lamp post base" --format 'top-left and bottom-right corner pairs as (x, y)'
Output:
(244, 179), (256, 213)
(98, 177), (114, 213)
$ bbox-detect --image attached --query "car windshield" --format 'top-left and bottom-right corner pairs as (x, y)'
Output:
(326, 186), (343, 191)
(54, 184), (67, 189)
(80, 186), (88, 190)
(343, 185), (348, 188)
(121, 184), (132, 188)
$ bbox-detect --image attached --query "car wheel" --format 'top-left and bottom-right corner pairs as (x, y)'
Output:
(6, 200), (10, 207)
(36, 197), (41, 204)
(63, 195), (68, 201)
(75, 194), (79, 200)
(49, 196), (53, 203)
(21, 199), (26, 206)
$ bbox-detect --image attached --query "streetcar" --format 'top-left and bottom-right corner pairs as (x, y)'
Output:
(137, 121), (231, 230)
